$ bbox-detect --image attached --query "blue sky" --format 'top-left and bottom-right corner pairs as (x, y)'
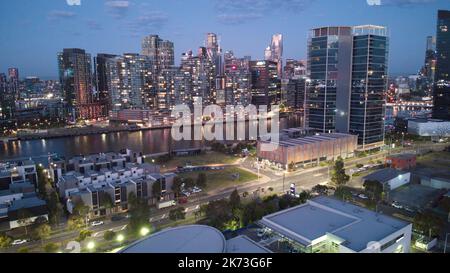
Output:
(0, 0), (448, 78)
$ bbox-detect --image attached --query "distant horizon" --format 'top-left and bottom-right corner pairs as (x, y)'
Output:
(1, 1), (449, 78)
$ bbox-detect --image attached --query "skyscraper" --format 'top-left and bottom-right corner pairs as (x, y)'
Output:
(250, 60), (280, 108)
(58, 48), (103, 120)
(224, 51), (252, 106)
(104, 53), (154, 110)
(141, 35), (175, 73)
(422, 36), (437, 83)
(306, 27), (353, 134)
(306, 26), (389, 149)
(349, 25), (389, 148)
(206, 33), (223, 77)
(433, 10), (450, 121)
(95, 53), (118, 113)
(284, 59), (306, 80)
(264, 34), (283, 78)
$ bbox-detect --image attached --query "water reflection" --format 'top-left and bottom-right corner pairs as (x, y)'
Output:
(0, 115), (302, 161)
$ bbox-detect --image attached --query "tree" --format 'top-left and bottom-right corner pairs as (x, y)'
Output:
(363, 180), (384, 202)
(72, 201), (90, 226)
(152, 181), (162, 200)
(67, 216), (85, 231)
(77, 230), (92, 242)
(413, 210), (444, 238)
(184, 177), (196, 189)
(34, 223), (51, 246)
(172, 177), (183, 198)
(331, 157), (350, 187)
(127, 194), (151, 234)
(99, 192), (114, 214)
(44, 243), (59, 253)
(205, 200), (233, 230)
(334, 187), (352, 201)
(169, 208), (186, 221)
(17, 209), (33, 235)
(36, 165), (50, 200)
(312, 185), (329, 195)
(288, 162), (296, 172)
(104, 230), (116, 241)
(47, 191), (63, 225)
(0, 235), (12, 249)
(229, 189), (241, 210)
(18, 247), (29, 253)
(196, 173), (207, 188)
(298, 191), (312, 204)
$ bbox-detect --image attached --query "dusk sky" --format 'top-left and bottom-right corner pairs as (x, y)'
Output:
(0, 0), (448, 79)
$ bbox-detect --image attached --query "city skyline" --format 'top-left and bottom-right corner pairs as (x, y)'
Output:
(1, 0), (449, 78)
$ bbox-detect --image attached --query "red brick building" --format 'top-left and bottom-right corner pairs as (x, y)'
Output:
(386, 154), (416, 170)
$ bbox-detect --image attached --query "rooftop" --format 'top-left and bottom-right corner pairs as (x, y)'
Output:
(259, 196), (410, 252)
(226, 235), (272, 253)
(9, 196), (46, 211)
(120, 225), (226, 253)
(363, 168), (408, 183)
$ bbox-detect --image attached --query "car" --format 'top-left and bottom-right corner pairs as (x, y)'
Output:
(358, 194), (369, 200)
(350, 191), (359, 197)
(179, 197), (188, 204)
(192, 187), (202, 193)
(182, 191), (191, 197)
(257, 229), (266, 238)
(12, 239), (28, 246)
(91, 221), (104, 227)
(392, 202), (403, 209)
(404, 206), (415, 213)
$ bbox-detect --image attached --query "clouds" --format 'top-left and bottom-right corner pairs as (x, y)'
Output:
(47, 10), (77, 21)
(214, 0), (314, 25)
(127, 11), (169, 36)
(105, 0), (131, 19)
(378, 0), (436, 6)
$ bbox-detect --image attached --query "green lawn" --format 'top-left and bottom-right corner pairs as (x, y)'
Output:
(178, 167), (259, 192)
(147, 151), (239, 171)
(417, 151), (450, 169)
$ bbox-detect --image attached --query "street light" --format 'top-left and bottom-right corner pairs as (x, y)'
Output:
(116, 234), (125, 243)
(140, 227), (150, 237)
(86, 241), (95, 251)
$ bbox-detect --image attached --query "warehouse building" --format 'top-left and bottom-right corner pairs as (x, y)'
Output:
(257, 130), (358, 169)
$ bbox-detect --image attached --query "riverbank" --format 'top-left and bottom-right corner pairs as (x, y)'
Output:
(13, 112), (295, 141)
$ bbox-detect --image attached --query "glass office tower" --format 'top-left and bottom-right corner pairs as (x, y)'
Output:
(433, 10), (450, 121)
(306, 27), (353, 133)
(350, 25), (389, 148)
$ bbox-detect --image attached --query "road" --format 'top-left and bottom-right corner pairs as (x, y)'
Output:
(3, 142), (447, 252)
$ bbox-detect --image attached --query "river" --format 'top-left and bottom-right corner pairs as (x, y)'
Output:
(0, 115), (303, 162)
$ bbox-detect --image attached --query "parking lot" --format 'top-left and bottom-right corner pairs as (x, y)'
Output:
(389, 184), (442, 210)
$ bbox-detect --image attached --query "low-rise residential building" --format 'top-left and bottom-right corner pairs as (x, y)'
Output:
(363, 168), (411, 191)
(55, 150), (175, 217)
(259, 196), (412, 253)
(0, 159), (38, 190)
(0, 182), (48, 231)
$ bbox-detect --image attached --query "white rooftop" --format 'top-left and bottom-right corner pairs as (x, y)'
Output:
(226, 235), (272, 253)
(120, 225), (226, 253)
(260, 196), (410, 252)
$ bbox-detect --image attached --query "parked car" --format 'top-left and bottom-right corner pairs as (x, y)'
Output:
(404, 206), (415, 213)
(12, 239), (28, 246)
(111, 215), (125, 222)
(392, 202), (403, 209)
(179, 197), (188, 204)
(182, 191), (191, 197)
(192, 187), (202, 193)
(257, 229), (266, 238)
(358, 194), (369, 200)
(91, 221), (104, 227)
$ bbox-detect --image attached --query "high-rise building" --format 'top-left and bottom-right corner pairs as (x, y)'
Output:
(264, 34), (283, 78)
(349, 25), (389, 148)
(0, 73), (12, 120)
(250, 60), (281, 108)
(306, 26), (353, 134)
(433, 10), (450, 121)
(95, 53), (118, 112)
(284, 59), (306, 80)
(282, 78), (306, 112)
(58, 48), (104, 120)
(306, 26), (389, 149)
(141, 35), (175, 73)
(223, 51), (252, 106)
(104, 53), (154, 110)
(206, 33), (223, 76)
(8, 68), (19, 82)
(422, 36), (437, 83)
